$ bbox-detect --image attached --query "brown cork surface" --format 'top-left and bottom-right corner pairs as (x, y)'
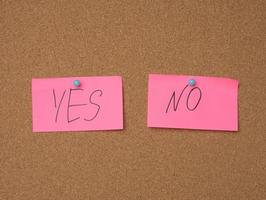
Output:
(0, 0), (265, 199)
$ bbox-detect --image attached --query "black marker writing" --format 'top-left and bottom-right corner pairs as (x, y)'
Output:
(165, 85), (188, 113)
(67, 89), (87, 123)
(186, 87), (202, 111)
(84, 90), (103, 121)
(53, 89), (66, 122)
(52, 88), (103, 123)
(165, 85), (202, 113)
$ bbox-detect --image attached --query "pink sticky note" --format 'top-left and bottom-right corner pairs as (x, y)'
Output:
(32, 76), (123, 132)
(147, 74), (239, 131)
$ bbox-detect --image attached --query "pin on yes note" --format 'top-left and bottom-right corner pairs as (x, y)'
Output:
(73, 80), (81, 87)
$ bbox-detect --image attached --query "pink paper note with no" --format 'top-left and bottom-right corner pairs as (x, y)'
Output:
(32, 76), (123, 132)
(147, 74), (238, 131)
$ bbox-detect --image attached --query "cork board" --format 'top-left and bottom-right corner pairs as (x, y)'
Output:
(1, 0), (265, 199)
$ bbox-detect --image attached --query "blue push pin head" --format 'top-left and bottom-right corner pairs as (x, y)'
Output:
(188, 79), (196, 86)
(73, 80), (81, 87)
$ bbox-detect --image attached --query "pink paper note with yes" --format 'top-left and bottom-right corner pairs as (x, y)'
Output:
(32, 76), (123, 132)
(147, 74), (239, 131)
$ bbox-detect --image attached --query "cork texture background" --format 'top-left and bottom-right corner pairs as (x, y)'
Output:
(0, 0), (265, 199)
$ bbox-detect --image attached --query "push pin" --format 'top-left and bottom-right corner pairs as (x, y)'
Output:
(73, 80), (81, 87)
(188, 79), (196, 86)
